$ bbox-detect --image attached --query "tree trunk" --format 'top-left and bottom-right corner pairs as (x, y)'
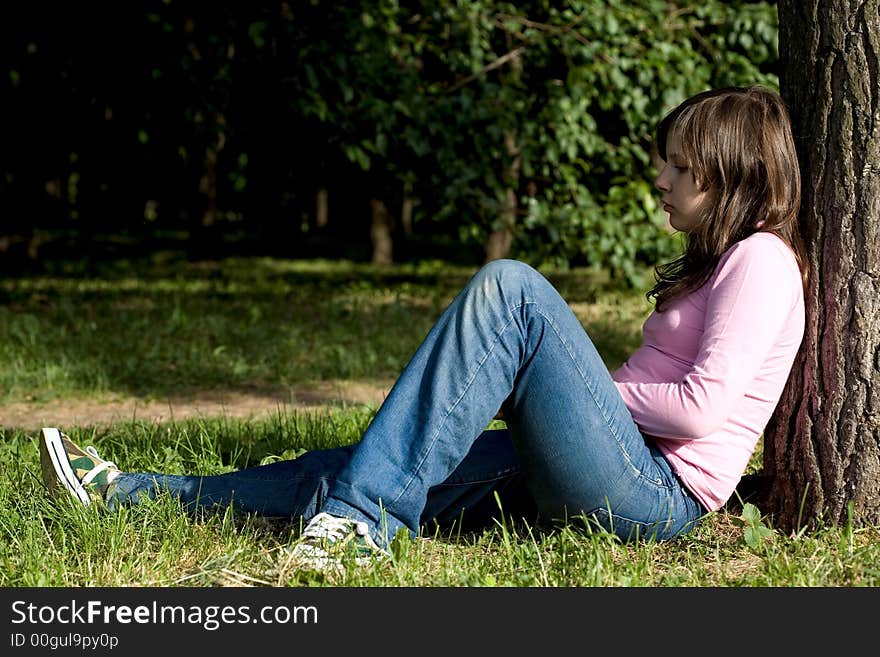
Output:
(198, 112), (226, 229)
(763, 0), (880, 532)
(485, 131), (521, 262)
(485, 48), (522, 264)
(198, 145), (218, 227)
(370, 198), (393, 265)
(316, 186), (328, 228)
(401, 181), (415, 236)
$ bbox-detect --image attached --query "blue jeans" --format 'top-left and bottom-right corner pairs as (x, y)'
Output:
(108, 260), (704, 547)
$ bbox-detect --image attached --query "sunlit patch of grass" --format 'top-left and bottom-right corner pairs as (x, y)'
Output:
(4, 412), (879, 588)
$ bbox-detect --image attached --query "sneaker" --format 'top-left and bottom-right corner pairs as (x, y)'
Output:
(39, 428), (120, 506)
(287, 512), (389, 574)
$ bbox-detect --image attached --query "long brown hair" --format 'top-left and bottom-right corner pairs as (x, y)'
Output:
(647, 86), (808, 311)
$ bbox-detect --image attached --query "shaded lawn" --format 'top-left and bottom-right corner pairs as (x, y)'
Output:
(0, 254), (652, 407)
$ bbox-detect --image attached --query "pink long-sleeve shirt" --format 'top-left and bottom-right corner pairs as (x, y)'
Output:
(611, 232), (805, 512)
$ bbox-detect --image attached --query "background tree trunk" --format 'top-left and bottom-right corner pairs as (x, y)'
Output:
(484, 47), (523, 264)
(401, 181), (415, 236)
(484, 129), (520, 263)
(198, 144), (218, 227)
(316, 187), (329, 228)
(763, 0), (880, 532)
(370, 198), (393, 265)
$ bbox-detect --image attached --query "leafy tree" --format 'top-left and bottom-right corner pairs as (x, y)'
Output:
(391, 1), (781, 281)
(0, 1), (781, 277)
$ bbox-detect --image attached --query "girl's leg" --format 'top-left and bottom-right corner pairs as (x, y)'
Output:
(421, 428), (537, 532)
(105, 445), (356, 519)
(106, 429), (536, 530)
(320, 260), (703, 546)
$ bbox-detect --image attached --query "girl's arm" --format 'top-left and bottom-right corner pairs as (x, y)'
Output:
(614, 236), (804, 440)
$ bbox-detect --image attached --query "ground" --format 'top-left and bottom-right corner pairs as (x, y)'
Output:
(1, 379), (395, 433)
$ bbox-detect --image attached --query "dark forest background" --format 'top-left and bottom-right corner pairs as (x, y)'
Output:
(0, 1), (779, 281)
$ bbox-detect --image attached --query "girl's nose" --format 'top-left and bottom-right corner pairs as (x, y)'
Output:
(654, 165), (671, 192)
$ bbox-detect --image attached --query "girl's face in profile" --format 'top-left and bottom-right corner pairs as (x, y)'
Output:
(654, 131), (710, 233)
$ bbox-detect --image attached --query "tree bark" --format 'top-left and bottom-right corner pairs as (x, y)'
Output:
(486, 132), (521, 262)
(484, 128), (519, 262)
(370, 198), (393, 265)
(316, 186), (328, 228)
(198, 144), (218, 227)
(401, 181), (415, 236)
(485, 48), (522, 263)
(764, 0), (880, 532)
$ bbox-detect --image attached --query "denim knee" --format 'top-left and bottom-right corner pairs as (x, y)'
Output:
(471, 259), (540, 302)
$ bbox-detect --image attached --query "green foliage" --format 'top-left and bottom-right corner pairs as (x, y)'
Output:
(3, 2), (779, 278)
(732, 502), (775, 550)
(408, 0), (780, 281)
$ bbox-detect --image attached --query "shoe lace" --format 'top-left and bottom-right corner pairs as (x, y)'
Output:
(81, 445), (118, 486)
(302, 513), (368, 544)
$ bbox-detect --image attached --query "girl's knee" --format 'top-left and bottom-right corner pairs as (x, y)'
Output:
(472, 259), (541, 295)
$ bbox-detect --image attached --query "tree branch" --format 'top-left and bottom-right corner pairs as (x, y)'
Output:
(447, 46), (526, 93)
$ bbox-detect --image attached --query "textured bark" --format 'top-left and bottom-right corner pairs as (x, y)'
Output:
(764, 0), (880, 532)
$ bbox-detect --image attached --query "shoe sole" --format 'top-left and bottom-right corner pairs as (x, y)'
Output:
(39, 428), (91, 506)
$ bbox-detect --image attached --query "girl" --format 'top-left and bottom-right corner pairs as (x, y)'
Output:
(40, 86), (807, 571)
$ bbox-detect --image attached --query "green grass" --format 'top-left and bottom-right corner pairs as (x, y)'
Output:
(3, 255), (879, 587)
(0, 254), (646, 405)
(3, 415), (880, 587)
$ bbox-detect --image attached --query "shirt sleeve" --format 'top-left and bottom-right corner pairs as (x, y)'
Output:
(614, 238), (799, 440)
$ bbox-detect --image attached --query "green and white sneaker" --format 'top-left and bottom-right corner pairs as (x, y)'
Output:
(288, 512), (389, 574)
(39, 428), (120, 506)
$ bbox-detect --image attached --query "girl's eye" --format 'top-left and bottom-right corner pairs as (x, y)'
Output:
(674, 165), (689, 172)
